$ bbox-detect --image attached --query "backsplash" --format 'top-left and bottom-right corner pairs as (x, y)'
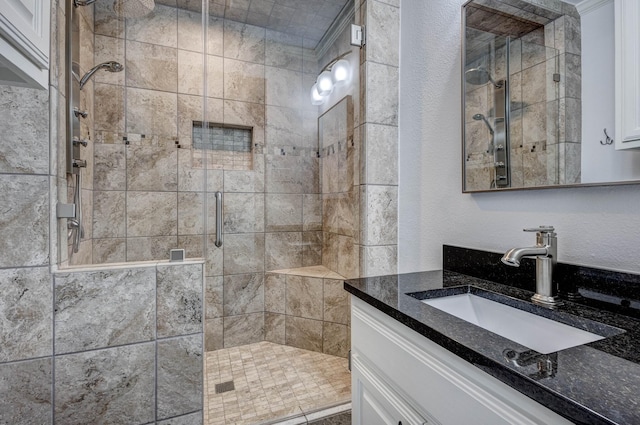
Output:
(443, 245), (640, 318)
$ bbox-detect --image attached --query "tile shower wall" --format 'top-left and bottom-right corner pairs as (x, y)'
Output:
(53, 261), (204, 424)
(90, 3), (321, 272)
(67, 3), (96, 265)
(86, 5), (323, 349)
(264, 269), (351, 358)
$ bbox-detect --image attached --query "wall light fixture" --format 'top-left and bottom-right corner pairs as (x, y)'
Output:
(310, 51), (352, 105)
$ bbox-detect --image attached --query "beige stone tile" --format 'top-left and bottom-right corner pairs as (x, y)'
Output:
(265, 232), (302, 271)
(127, 236), (178, 262)
(224, 58), (265, 104)
(126, 41), (177, 92)
(285, 316), (322, 353)
(286, 275), (323, 320)
(223, 313), (264, 347)
(222, 233), (265, 274)
(302, 231), (323, 267)
(126, 145), (178, 191)
(178, 192), (204, 235)
(223, 193), (264, 233)
(223, 273), (264, 316)
(265, 194), (303, 232)
(126, 4), (177, 47)
(177, 8), (204, 52)
(126, 191), (177, 237)
(266, 29), (303, 72)
(265, 312), (285, 345)
(223, 20), (265, 63)
(93, 191), (126, 238)
(93, 238), (126, 264)
(126, 88), (177, 137)
(323, 279), (349, 325)
(95, 83), (125, 133)
(366, 0), (399, 66)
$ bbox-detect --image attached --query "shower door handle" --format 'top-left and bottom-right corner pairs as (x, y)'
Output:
(215, 191), (223, 247)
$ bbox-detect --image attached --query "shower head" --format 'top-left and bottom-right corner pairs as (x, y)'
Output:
(79, 61), (124, 90)
(473, 113), (495, 135)
(466, 67), (503, 88)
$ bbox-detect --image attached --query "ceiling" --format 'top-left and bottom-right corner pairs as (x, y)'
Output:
(156, 0), (350, 48)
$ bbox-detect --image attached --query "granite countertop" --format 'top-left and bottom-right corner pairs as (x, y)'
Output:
(344, 270), (640, 425)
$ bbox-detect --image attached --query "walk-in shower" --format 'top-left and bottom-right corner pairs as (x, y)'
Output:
(59, 0), (359, 422)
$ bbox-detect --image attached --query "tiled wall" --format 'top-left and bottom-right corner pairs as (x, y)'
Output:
(53, 261), (204, 424)
(356, 0), (400, 277)
(0, 0), (66, 421)
(67, 4), (97, 265)
(320, 96), (359, 279)
(89, 4), (322, 269)
(264, 267), (351, 358)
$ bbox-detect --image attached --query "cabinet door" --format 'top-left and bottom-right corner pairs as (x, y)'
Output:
(614, 0), (640, 149)
(0, 0), (50, 89)
(352, 353), (432, 425)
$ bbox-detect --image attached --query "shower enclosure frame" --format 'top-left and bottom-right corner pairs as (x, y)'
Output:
(461, 0), (512, 192)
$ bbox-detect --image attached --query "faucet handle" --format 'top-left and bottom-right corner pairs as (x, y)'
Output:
(523, 226), (555, 233)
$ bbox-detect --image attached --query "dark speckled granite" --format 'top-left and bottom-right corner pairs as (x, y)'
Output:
(345, 270), (640, 425)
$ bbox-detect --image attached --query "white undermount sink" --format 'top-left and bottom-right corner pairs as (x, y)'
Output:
(422, 294), (605, 354)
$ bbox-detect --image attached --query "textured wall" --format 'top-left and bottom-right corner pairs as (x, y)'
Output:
(398, 0), (640, 275)
(264, 268), (351, 358)
(53, 261), (204, 424)
(356, 0), (400, 278)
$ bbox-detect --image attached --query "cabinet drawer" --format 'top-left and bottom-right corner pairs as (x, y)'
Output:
(351, 297), (572, 425)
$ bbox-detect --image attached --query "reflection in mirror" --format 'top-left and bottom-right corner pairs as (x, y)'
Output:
(463, 0), (580, 191)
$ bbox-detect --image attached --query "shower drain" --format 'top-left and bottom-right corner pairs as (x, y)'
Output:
(215, 380), (235, 394)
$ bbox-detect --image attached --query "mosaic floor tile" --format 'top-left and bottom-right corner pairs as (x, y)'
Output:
(204, 341), (351, 425)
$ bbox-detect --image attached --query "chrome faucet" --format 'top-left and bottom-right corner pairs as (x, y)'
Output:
(501, 226), (562, 307)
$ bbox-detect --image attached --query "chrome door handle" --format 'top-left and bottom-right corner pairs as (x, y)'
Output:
(215, 191), (223, 247)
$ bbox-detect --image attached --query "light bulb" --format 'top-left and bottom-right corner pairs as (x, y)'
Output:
(310, 84), (325, 105)
(316, 71), (334, 96)
(331, 59), (350, 86)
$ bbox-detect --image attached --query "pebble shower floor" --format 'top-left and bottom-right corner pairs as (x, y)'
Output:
(204, 341), (351, 424)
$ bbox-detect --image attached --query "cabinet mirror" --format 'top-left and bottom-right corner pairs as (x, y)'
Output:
(462, 0), (640, 192)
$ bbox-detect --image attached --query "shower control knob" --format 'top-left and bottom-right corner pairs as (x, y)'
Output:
(494, 161), (505, 167)
(73, 107), (88, 119)
(73, 137), (88, 147)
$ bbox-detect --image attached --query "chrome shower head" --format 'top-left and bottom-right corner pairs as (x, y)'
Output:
(79, 61), (124, 90)
(473, 113), (495, 135)
(466, 67), (503, 88)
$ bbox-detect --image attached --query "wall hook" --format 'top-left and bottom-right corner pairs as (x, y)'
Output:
(600, 128), (613, 145)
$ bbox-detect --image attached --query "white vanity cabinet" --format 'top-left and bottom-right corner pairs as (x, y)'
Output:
(0, 0), (50, 89)
(351, 297), (573, 425)
(614, 0), (640, 149)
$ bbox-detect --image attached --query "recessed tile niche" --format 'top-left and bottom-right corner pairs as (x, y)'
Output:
(192, 121), (253, 171)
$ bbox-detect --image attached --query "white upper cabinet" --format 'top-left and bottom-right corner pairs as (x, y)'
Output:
(615, 0), (640, 149)
(0, 0), (50, 89)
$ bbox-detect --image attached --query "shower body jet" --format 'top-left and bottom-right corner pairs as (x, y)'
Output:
(78, 61), (123, 90)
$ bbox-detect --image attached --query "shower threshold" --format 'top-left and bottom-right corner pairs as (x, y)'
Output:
(204, 341), (351, 425)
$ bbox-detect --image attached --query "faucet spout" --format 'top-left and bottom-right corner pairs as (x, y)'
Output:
(501, 226), (561, 308)
(501, 246), (549, 267)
